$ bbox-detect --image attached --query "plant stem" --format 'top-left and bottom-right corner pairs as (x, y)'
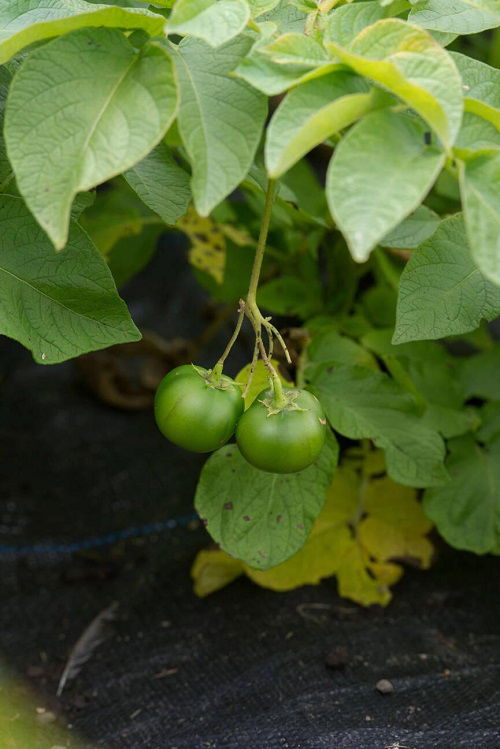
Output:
(247, 179), (276, 306)
(242, 178), (291, 407)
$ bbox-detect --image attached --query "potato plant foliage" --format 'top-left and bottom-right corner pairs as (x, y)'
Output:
(1, 0), (500, 604)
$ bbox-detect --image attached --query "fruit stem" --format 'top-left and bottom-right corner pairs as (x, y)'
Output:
(212, 300), (246, 380)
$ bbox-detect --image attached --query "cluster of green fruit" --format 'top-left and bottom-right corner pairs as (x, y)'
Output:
(154, 365), (326, 474)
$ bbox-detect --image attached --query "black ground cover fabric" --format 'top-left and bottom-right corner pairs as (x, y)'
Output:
(1, 240), (499, 749)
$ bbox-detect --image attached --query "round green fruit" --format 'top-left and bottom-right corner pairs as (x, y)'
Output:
(154, 365), (244, 453)
(236, 387), (326, 474)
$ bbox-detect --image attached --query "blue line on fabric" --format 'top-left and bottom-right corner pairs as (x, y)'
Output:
(0, 512), (199, 559)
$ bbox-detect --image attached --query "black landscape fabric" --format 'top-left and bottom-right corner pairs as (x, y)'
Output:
(1, 240), (499, 749)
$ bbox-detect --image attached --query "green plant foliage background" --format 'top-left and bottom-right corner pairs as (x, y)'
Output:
(0, 0), (499, 600)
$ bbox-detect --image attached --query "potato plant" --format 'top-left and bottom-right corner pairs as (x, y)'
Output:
(1, 0), (499, 604)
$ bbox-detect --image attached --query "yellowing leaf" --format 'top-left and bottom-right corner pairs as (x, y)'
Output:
(359, 476), (434, 568)
(177, 205), (226, 283)
(220, 223), (255, 247)
(335, 542), (399, 606)
(191, 548), (244, 597)
(235, 359), (294, 409)
(246, 522), (351, 591)
(191, 451), (434, 606)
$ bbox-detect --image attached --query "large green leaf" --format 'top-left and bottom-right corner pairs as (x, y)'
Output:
(265, 71), (373, 178)
(394, 215), (500, 343)
(165, 0), (250, 47)
(124, 142), (191, 225)
(326, 110), (445, 262)
(380, 205), (440, 249)
(174, 36), (267, 216)
(310, 363), (448, 487)
(325, 18), (463, 150)
(0, 0), (166, 64)
(195, 432), (339, 570)
(450, 52), (500, 128)
(409, 0), (500, 34)
(5, 28), (177, 249)
(0, 66), (12, 187)
(460, 151), (500, 286)
(324, 1), (386, 47)
(424, 433), (500, 554)
(0, 195), (140, 364)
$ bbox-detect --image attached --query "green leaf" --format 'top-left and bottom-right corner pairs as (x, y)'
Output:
(260, 32), (329, 66)
(478, 401), (500, 443)
(310, 364), (448, 487)
(409, 0), (500, 34)
(235, 359), (293, 409)
(248, 0), (280, 17)
(454, 112), (500, 159)
(458, 346), (500, 401)
(424, 433), (500, 554)
(70, 190), (96, 219)
(354, 330), (477, 439)
(324, 1), (386, 47)
(260, 3), (307, 33)
(380, 205), (440, 249)
(450, 52), (500, 128)
(304, 328), (378, 374)
(0, 65), (12, 187)
(107, 224), (161, 287)
(194, 432), (339, 570)
(394, 215), (500, 343)
(80, 179), (157, 256)
(5, 28), (177, 249)
(0, 195), (140, 364)
(258, 275), (323, 318)
(361, 287), (397, 328)
(0, 0), (166, 64)
(124, 142), (191, 225)
(325, 18), (463, 150)
(175, 36), (267, 216)
(326, 110), (445, 262)
(234, 34), (336, 95)
(460, 151), (500, 286)
(165, 0), (250, 47)
(265, 71), (373, 178)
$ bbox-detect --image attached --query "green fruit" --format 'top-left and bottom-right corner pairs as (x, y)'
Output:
(154, 365), (244, 453)
(236, 387), (326, 473)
